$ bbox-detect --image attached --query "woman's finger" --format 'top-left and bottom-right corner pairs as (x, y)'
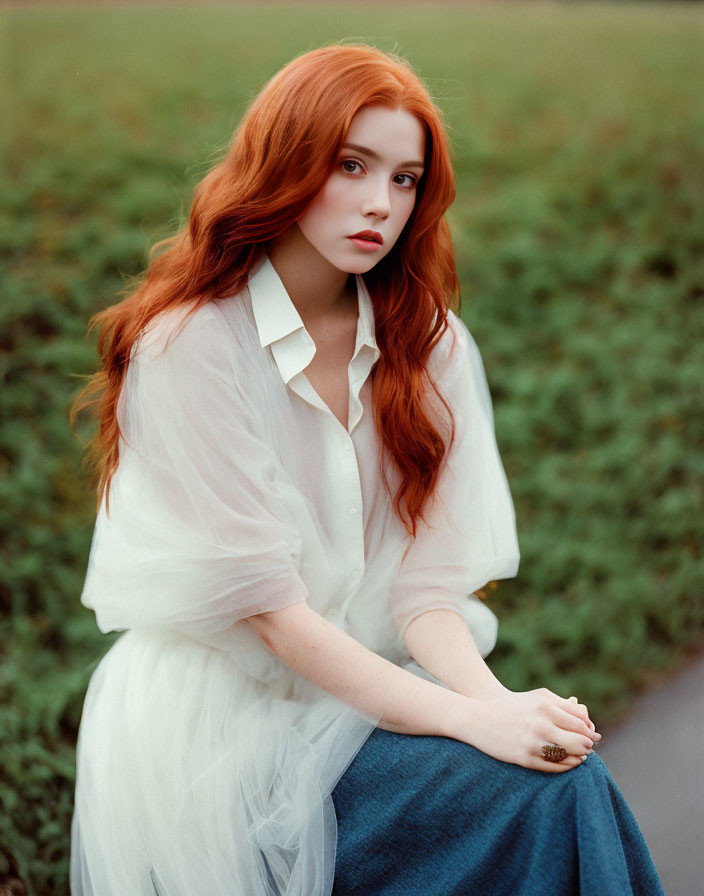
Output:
(535, 689), (601, 740)
(554, 694), (597, 731)
(548, 705), (594, 738)
(535, 727), (592, 758)
(530, 753), (587, 774)
(539, 689), (581, 712)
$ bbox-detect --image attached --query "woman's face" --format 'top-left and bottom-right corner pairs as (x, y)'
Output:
(297, 105), (426, 275)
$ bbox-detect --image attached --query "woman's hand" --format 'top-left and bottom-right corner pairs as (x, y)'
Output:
(455, 688), (601, 773)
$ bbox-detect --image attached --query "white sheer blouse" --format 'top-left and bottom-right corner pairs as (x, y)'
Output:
(71, 254), (520, 896)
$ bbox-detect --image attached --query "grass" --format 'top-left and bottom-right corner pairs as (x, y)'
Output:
(2, 3), (703, 892)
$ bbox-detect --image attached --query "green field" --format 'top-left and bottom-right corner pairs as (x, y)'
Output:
(2, 3), (704, 892)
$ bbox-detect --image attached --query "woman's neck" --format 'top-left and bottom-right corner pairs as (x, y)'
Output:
(267, 225), (356, 320)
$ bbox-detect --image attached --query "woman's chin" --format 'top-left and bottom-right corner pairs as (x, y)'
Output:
(333, 252), (387, 276)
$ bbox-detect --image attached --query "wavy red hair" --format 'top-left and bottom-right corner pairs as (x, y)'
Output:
(72, 43), (460, 535)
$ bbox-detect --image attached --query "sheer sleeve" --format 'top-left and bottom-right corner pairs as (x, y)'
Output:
(80, 301), (310, 650)
(388, 311), (520, 656)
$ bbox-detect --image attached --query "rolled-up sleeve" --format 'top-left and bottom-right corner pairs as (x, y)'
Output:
(80, 301), (310, 642)
(388, 312), (519, 656)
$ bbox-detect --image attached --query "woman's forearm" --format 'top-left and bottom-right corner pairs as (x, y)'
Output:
(403, 607), (508, 699)
(246, 601), (473, 738)
(248, 600), (598, 772)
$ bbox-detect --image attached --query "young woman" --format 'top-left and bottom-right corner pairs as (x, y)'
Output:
(70, 44), (663, 895)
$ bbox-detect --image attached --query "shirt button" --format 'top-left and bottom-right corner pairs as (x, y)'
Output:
(349, 507), (358, 515)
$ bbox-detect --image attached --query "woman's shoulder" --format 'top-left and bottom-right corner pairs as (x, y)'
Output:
(427, 309), (480, 379)
(133, 299), (236, 367)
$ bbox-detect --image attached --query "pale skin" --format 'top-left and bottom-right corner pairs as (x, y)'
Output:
(249, 105), (601, 773)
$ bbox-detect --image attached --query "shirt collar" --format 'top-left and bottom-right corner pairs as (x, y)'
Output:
(247, 253), (380, 385)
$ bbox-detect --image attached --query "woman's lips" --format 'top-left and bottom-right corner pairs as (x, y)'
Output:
(348, 231), (384, 252)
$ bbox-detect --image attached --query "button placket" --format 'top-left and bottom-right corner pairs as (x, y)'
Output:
(336, 431), (365, 579)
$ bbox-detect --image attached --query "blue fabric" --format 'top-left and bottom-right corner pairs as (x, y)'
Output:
(331, 728), (664, 895)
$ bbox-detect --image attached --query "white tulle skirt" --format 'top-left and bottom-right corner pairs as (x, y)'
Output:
(70, 628), (377, 896)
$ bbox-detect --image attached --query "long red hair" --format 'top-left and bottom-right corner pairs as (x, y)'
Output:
(72, 43), (459, 535)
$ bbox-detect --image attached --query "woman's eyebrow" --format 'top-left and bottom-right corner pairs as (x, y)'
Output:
(341, 142), (425, 169)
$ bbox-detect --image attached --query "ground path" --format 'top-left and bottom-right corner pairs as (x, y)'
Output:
(598, 651), (704, 896)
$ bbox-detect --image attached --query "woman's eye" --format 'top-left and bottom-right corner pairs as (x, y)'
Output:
(393, 173), (417, 189)
(341, 159), (363, 175)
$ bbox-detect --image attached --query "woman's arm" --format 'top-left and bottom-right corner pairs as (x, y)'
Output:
(248, 601), (466, 738)
(404, 605), (599, 735)
(404, 607), (508, 699)
(247, 601), (598, 772)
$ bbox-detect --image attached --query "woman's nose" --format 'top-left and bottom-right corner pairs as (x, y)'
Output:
(362, 179), (391, 219)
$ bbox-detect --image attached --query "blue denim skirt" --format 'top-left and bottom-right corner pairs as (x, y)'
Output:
(331, 729), (663, 895)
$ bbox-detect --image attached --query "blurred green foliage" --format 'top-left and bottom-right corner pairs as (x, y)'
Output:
(1, 3), (703, 893)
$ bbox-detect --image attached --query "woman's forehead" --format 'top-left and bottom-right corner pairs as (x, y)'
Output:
(343, 106), (426, 166)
